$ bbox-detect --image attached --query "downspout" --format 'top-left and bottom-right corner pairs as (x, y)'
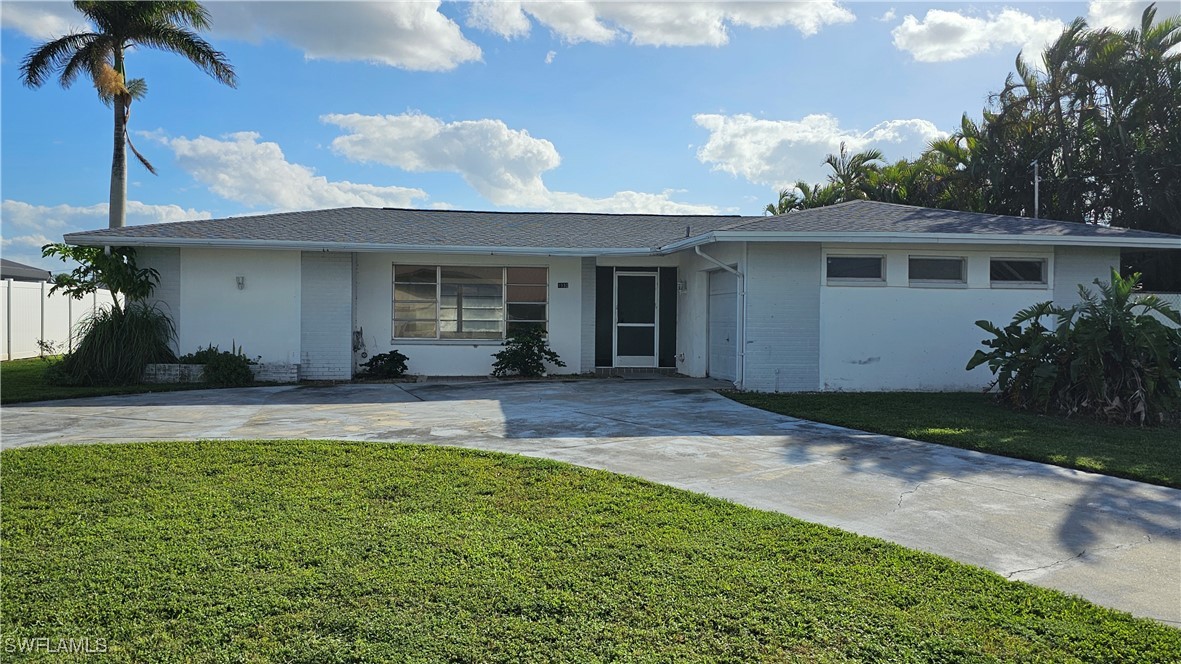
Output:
(694, 245), (745, 389)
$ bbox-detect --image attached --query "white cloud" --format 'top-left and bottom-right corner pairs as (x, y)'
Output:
(156, 131), (428, 211)
(207, 2), (480, 71)
(324, 112), (718, 214)
(467, 0), (854, 46)
(468, 0), (533, 39)
(1087, 0), (1180, 30)
(879, 8), (896, 23)
(693, 113), (947, 187)
(1, 199), (212, 270)
(0, 1), (85, 40)
(1, 1), (482, 72)
(545, 50), (556, 64)
(891, 8), (1064, 63)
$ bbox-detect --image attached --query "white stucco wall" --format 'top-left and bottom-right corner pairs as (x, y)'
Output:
(818, 244), (1058, 391)
(352, 252), (584, 376)
(744, 243), (822, 392)
(176, 248), (302, 364)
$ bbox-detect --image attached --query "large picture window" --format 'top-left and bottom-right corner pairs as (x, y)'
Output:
(393, 265), (548, 340)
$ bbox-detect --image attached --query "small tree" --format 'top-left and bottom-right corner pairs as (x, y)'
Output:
(967, 270), (1181, 424)
(41, 243), (176, 385)
(491, 328), (565, 378)
(42, 243), (159, 313)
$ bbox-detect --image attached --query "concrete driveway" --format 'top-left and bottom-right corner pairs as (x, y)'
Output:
(2, 377), (1178, 624)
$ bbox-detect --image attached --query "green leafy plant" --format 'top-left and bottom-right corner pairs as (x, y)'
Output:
(49, 302), (177, 386)
(491, 328), (566, 378)
(359, 350), (409, 379)
(41, 243), (179, 387)
(42, 244), (160, 313)
(967, 270), (1181, 424)
(179, 343), (255, 387)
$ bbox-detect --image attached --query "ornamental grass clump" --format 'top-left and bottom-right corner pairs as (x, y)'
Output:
(967, 270), (1181, 424)
(50, 302), (177, 386)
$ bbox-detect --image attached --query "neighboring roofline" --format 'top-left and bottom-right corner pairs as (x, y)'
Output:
(64, 235), (661, 257)
(659, 230), (1181, 252)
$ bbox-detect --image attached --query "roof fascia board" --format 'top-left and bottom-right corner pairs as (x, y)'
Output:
(659, 231), (1180, 252)
(64, 235), (658, 257)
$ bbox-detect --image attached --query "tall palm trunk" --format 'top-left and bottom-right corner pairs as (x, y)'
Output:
(109, 49), (127, 229)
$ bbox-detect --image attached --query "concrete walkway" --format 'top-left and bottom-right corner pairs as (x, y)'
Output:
(2, 378), (1178, 624)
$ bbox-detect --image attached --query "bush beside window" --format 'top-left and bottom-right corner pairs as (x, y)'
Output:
(967, 271), (1181, 424)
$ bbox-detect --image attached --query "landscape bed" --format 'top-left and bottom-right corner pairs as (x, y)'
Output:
(2, 440), (1178, 662)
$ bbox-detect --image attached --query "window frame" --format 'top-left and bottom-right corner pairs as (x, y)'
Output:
(908, 255), (967, 286)
(989, 257), (1048, 288)
(392, 264), (549, 342)
(825, 254), (886, 284)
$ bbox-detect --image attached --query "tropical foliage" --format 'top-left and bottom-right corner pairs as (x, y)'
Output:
(765, 4), (1180, 287)
(20, 1), (235, 228)
(178, 343), (256, 387)
(47, 302), (177, 386)
(42, 243), (158, 314)
(491, 328), (566, 377)
(359, 350), (410, 379)
(967, 271), (1181, 425)
(42, 243), (178, 386)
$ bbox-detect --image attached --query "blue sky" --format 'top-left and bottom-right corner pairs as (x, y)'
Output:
(2, 1), (1174, 269)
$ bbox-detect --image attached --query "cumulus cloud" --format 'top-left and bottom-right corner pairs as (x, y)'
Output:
(891, 8), (1064, 62)
(0, 1), (84, 40)
(1, 2), (482, 72)
(1, 199), (212, 269)
(153, 131), (428, 211)
(1087, 0), (1180, 31)
(467, 0), (854, 46)
(324, 112), (718, 214)
(693, 113), (947, 187)
(544, 50), (557, 64)
(207, 2), (481, 71)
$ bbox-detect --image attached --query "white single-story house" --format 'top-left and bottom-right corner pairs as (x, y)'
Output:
(64, 200), (1181, 392)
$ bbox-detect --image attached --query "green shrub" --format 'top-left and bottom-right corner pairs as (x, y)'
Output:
(49, 302), (177, 386)
(359, 350), (409, 379)
(491, 328), (565, 378)
(179, 343), (255, 387)
(967, 270), (1181, 424)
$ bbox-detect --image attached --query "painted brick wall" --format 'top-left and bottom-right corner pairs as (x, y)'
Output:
(743, 243), (821, 391)
(136, 247), (181, 353)
(580, 257), (596, 372)
(1053, 246), (1120, 307)
(300, 251), (353, 380)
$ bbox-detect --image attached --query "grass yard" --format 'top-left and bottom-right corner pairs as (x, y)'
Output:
(724, 391), (1181, 489)
(2, 441), (1178, 662)
(1, 357), (232, 404)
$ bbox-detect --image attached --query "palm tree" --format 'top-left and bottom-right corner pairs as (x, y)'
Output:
(823, 142), (884, 202)
(20, 1), (236, 229)
(764, 188), (801, 215)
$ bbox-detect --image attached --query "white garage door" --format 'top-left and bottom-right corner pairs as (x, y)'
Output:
(708, 270), (737, 381)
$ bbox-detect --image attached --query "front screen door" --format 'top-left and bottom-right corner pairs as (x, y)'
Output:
(614, 272), (659, 367)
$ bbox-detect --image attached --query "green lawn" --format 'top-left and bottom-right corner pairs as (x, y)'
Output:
(1, 357), (233, 404)
(724, 391), (1181, 489)
(2, 441), (1177, 662)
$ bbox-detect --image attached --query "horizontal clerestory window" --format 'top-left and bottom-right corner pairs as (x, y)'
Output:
(826, 255), (884, 282)
(990, 258), (1047, 286)
(393, 265), (548, 340)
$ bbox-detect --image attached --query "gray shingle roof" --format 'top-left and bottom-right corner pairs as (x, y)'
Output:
(720, 200), (1180, 240)
(64, 207), (752, 252)
(63, 202), (1180, 253)
(1, 258), (52, 282)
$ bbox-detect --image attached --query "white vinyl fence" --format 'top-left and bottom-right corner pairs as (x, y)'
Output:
(0, 279), (116, 361)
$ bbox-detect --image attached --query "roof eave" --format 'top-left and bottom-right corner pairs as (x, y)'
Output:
(658, 231), (1181, 252)
(63, 235), (660, 257)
